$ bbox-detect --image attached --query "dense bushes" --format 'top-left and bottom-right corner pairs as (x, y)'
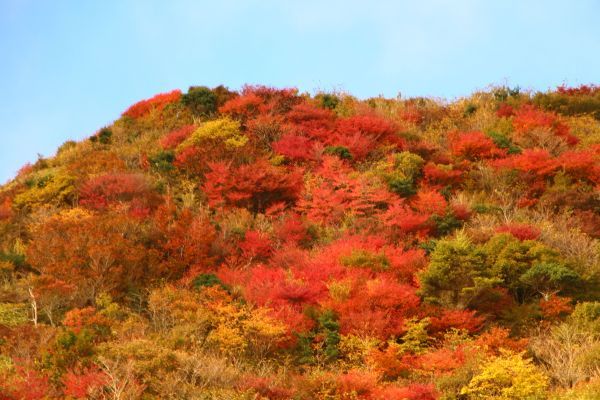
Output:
(1, 83), (599, 399)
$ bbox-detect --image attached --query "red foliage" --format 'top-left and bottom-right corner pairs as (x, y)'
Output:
(512, 105), (578, 146)
(62, 307), (110, 335)
(475, 327), (529, 355)
(540, 295), (573, 320)
(416, 347), (466, 375)
(79, 173), (152, 210)
(370, 346), (414, 380)
(62, 367), (108, 399)
(297, 156), (394, 225)
(451, 203), (471, 221)
(422, 162), (463, 187)
(2, 365), (50, 400)
(285, 103), (336, 140)
(428, 309), (484, 335)
(492, 148), (559, 178)
(275, 214), (311, 246)
(0, 197), (12, 220)
(332, 278), (420, 339)
(496, 103), (514, 118)
(375, 384), (439, 400)
(154, 206), (216, 280)
(450, 131), (505, 160)
(272, 133), (315, 161)
(337, 370), (377, 399)
(496, 223), (541, 241)
(239, 376), (295, 400)
(123, 90), (181, 119)
(557, 84), (600, 96)
(160, 125), (195, 149)
(219, 86), (301, 119)
(400, 106), (424, 125)
(383, 200), (432, 237)
(333, 115), (403, 160)
(239, 230), (273, 260)
(411, 189), (447, 217)
(173, 145), (205, 174)
(203, 159), (303, 212)
(557, 149), (600, 185)
(219, 92), (263, 119)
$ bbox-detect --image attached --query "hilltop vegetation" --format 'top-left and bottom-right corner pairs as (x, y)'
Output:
(1, 83), (600, 399)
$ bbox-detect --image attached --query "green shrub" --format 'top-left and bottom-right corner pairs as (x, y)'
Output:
(182, 86), (218, 117)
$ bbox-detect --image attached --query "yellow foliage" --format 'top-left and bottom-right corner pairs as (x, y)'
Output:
(460, 351), (549, 399)
(338, 334), (380, 369)
(178, 117), (248, 150)
(13, 169), (76, 209)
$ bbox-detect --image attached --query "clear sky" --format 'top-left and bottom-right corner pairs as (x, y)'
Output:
(1, 0), (599, 183)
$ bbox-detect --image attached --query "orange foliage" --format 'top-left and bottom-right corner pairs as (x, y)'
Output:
(123, 89), (181, 119)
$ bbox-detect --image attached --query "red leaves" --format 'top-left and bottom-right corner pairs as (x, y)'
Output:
(219, 92), (263, 119)
(160, 125), (195, 149)
(220, 85), (301, 119)
(540, 295), (572, 320)
(450, 131), (505, 160)
(475, 327), (529, 355)
(203, 159), (303, 212)
(557, 84), (600, 96)
(428, 309), (484, 334)
(334, 115), (403, 160)
(79, 173), (152, 211)
(512, 104), (578, 146)
(1, 365), (50, 400)
(492, 148), (559, 177)
(496, 223), (541, 241)
(297, 156), (393, 225)
(123, 90), (181, 119)
(0, 197), (12, 220)
(62, 367), (107, 399)
(496, 103), (514, 118)
(332, 278), (420, 339)
(272, 133), (315, 161)
(240, 230), (273, 260)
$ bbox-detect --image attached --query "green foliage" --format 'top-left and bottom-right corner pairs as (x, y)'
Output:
(432, 212), (464, 236)
(534, 91), (600, 120)
(324, 145), (352, 160)
(568, 302), (600, 334)
(316, 93), (340, 110)
(318, 310), (341, 362)
(482, 234), (564, 301)
(520, 262), (580, 297)
(90, 127), (112, 144)
(150, 150), (175, 172)
(399, 317), (430, 354)
(182, 86), (218, 117)
(464, 103), (478, 116)
(0, 303), (28, 327)
(376, 151), (424, 197)
(192, 273), (228, 291)
(339, 249), (390, 271)
(487, 131), (521, 154)
(418, 233), (488, 308)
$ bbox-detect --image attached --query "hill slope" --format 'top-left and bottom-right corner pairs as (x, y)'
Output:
(1, 84), (600, 399)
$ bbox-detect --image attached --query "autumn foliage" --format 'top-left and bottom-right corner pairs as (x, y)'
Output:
(2, 83), (600, 399)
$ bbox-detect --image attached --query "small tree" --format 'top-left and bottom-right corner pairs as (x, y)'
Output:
(460, 351), (549, 399)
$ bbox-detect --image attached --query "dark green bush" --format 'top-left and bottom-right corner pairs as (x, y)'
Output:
(181, 86), (217, 117)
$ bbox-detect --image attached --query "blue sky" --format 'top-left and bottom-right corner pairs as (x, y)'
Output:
(1, 0), (599, 183)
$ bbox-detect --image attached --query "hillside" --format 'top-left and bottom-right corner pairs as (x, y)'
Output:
(1, 84), (600, 399)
